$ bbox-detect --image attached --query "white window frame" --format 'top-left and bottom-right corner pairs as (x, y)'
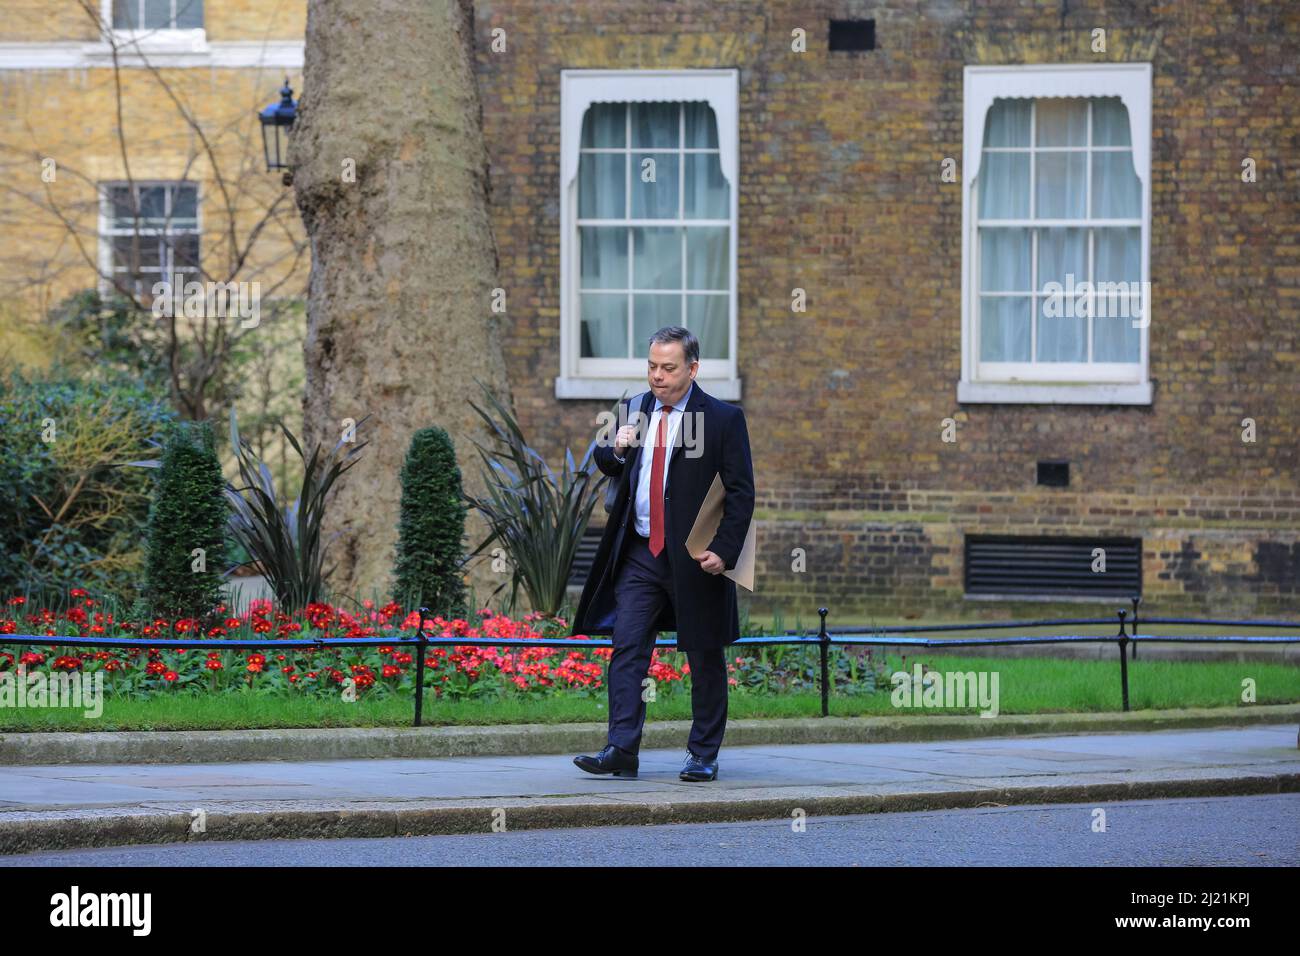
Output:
(960, 63), (1153, 405)
(557, 69), (741, 400)
(99, 0), (207, 56)
(98, 180), (201, 299)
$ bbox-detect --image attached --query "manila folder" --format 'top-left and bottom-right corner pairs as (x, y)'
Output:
(686, 471), (756, 592)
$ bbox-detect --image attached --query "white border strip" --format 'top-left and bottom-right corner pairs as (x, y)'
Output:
(0, 40), (304, 70)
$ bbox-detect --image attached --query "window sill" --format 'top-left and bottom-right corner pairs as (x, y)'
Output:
(98, 29), (209, 55)
(555, 376), (742, 401)
(48, 37), (304, 69)
(958, 381), (1152, 405)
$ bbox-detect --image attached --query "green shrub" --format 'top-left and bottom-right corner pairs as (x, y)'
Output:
(46, 289), (169, 384)
(393, 426), (469, 619)
(142, 420), (228, 618)
(0, 365), (173, 602)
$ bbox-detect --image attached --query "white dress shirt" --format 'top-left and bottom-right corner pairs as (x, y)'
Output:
(614, 382), (693, 537)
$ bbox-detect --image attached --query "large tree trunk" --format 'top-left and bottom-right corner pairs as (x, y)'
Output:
(291, 0), (514, 609)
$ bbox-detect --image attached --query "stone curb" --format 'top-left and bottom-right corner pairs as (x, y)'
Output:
(1, 704), (1296, 765)
(2, 772), (1296, 856)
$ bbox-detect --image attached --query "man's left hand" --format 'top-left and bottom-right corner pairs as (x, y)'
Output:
(697, 550), (725, 575)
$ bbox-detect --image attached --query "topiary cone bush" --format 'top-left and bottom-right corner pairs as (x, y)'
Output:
(142, 419), (228, 619)
(394, 426), (469, 620)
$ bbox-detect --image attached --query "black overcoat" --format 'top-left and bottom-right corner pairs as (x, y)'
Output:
(570, 380), (754, 651)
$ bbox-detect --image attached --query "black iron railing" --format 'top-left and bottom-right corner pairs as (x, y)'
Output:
(3, 600), (1299, 724)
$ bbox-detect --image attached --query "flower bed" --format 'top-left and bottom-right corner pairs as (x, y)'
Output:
(0, 592), (695, 701)
(1, 591), (902, 703)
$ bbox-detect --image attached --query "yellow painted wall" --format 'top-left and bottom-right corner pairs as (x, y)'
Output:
(0, 1), (309, 320)
(0, 1), (305, 42)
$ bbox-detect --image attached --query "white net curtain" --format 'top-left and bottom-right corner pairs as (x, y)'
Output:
(976, 96), (1143, 365)
(576, 101), (730, 361)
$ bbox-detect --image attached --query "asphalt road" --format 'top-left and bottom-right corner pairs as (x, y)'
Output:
(2, 793), (1295, 866)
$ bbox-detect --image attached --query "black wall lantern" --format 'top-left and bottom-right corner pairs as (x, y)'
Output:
(259, 78), (298, 185)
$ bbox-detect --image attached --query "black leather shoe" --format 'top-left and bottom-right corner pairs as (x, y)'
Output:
(574, 744), (638, 778)
(679, 749), (718, 781)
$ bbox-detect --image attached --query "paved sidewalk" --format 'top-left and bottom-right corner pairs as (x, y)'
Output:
(1, 724), (1296, 855)
(5, 703), (1298, 765)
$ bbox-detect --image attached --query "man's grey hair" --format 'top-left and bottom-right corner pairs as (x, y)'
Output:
(648, 326), (699, 366)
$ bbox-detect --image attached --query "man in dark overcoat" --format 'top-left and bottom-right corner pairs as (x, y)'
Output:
(571, 326), (754, 781)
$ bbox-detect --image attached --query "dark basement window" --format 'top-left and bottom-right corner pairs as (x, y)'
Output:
(828, 19), (875, 52)
(1037, 460), (1070, 487)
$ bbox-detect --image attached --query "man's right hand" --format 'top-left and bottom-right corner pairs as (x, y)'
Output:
(614, 425), (638, 455)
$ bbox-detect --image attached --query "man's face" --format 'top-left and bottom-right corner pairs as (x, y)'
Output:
(647, 341), (697, 406)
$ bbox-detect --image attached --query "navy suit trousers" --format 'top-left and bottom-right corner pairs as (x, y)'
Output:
(606, 532), (728, 760)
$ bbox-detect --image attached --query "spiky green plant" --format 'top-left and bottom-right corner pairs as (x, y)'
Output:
(224, 408), (368, 609)
(461, 377), (607, 618)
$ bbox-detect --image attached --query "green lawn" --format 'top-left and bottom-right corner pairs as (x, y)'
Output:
(3, 653), (1296, 732)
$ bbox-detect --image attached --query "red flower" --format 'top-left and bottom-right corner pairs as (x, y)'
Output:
(205, 659), (223, 671)
(163, 671), (178, 682)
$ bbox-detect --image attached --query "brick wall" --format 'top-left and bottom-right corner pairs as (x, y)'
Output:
(473, 0), (1299, 622)
(0, 0), (307, 314)
(0, 1), (304, 43)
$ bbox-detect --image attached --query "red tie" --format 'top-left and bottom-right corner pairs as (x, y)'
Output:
(649, 405), (674, 557)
